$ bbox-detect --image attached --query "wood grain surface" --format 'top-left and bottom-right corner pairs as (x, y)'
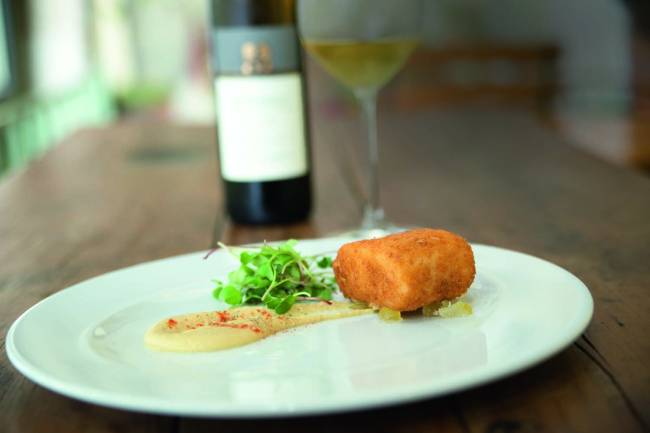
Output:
(0, 104), (648, 433)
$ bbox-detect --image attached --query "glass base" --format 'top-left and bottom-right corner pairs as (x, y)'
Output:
(329, 208), (411, 239)
(336, 225), (406, 240)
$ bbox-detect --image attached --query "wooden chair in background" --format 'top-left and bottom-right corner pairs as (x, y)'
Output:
(388, 44), (559, 113)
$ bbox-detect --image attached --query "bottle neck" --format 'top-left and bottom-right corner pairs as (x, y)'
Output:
(211, 0), (296, 27)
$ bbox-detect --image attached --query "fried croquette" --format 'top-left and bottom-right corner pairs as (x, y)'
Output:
(332, 229), (475, 311)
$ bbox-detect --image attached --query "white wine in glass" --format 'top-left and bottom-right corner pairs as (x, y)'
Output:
(298, 0), (420, 237)
(303, 39), (418, 90)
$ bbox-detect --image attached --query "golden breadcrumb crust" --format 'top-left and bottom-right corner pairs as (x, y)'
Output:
(333, 228), (475, 311)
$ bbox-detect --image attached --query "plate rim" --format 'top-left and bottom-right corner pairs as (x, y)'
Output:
(5, 240), (594, 418)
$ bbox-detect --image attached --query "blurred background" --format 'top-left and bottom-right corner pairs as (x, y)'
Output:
(0, 0), (648, 178)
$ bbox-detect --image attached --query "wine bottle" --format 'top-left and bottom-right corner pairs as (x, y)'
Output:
(210, 0), (311, 225)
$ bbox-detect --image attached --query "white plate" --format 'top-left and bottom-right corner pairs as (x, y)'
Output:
(6, 237), (593, 417)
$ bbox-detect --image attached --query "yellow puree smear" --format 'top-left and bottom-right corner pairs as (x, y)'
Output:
(145, 302), (373, 353)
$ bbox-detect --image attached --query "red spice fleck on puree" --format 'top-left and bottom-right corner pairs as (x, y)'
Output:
(215, 311), (230, 322)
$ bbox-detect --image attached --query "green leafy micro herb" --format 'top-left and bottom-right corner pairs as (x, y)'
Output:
(210, 240), (338, 314)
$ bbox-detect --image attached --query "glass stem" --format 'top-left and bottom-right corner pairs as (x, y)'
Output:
(355, 88), (384, 230)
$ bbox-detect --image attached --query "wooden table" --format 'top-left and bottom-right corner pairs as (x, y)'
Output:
(1, 104), (648, 433)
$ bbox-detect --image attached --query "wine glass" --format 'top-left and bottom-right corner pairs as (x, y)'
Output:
(297, 0), (420, 237)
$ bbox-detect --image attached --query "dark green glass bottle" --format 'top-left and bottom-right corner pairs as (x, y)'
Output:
(210, 0), (312, 225)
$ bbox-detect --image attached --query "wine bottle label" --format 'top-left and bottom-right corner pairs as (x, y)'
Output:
(214, 72), (308, 182)
(211, 26), (299, 74)
(211, 24), (308, 182)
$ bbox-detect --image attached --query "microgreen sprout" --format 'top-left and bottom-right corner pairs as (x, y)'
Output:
(208, 240), (338, 314)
